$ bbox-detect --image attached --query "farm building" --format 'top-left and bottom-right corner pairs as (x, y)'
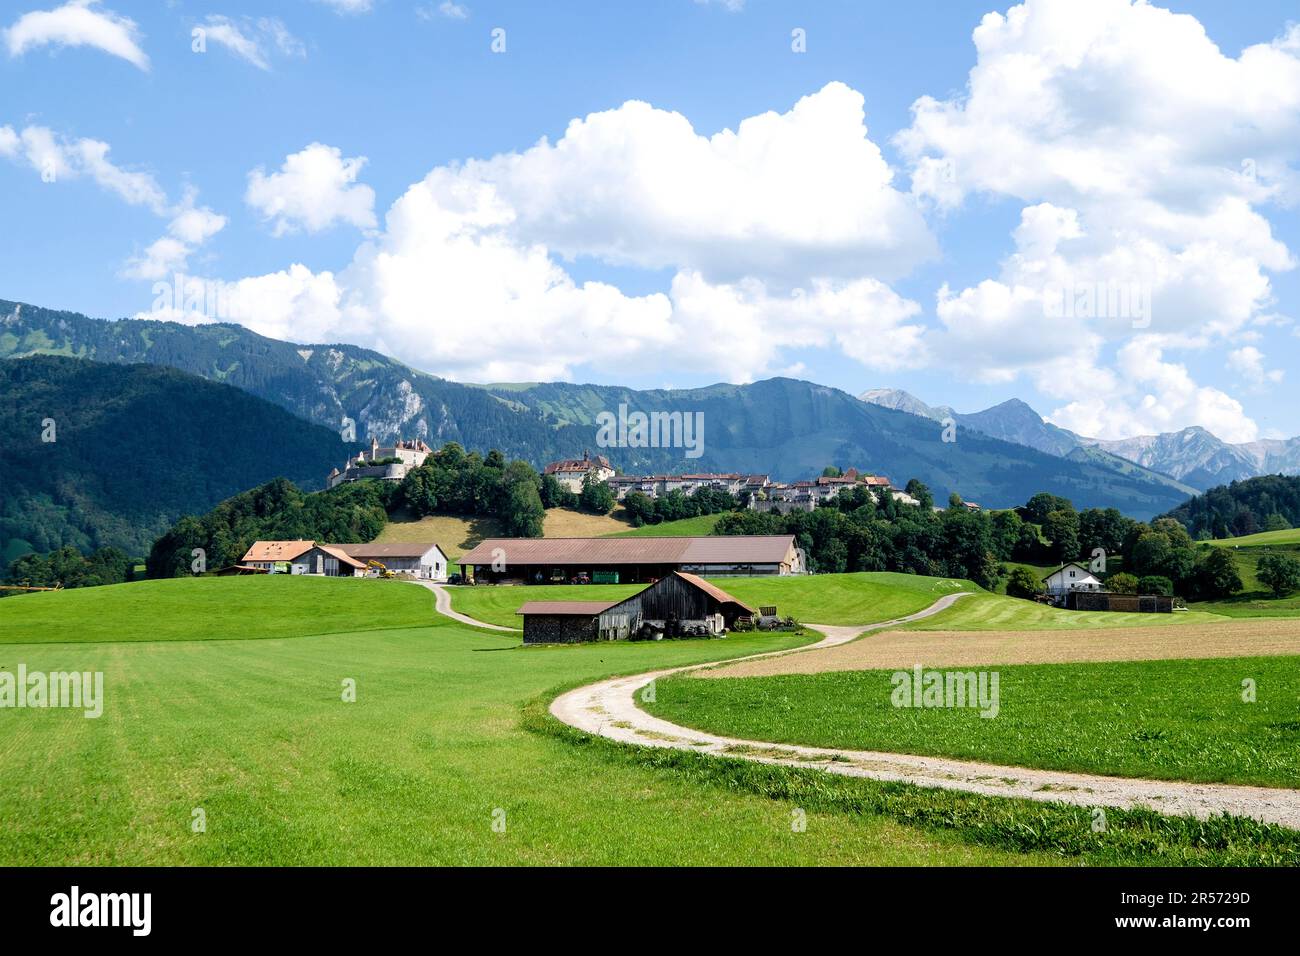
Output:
(460, 534), (802, 584)
(241, 541), (367, 577)
(518, 571), (758, 644)
(332, 542), (448, 580)
(1042, 562), (1175, 613)
(240, 540), (446, 579)
(1042, 562), (1103, 603)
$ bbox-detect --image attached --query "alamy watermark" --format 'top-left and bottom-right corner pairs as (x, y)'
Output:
(1043, 278), (1152, 328)
(890, 665), (999, 719)
(595, 403), (704, 459)
(151, 272), (244, 322)
(1, 666), (104, 718)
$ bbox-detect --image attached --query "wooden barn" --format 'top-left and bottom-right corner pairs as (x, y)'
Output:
(518, 572), (757, 644)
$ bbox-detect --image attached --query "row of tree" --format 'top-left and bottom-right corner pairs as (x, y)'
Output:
(4, 546), (135, 592)
(1163, 474), (1300, 539)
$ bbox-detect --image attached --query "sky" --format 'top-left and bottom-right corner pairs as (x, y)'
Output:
(2, 0), (1298, 442)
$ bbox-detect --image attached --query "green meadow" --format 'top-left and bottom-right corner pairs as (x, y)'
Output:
(1, 574), (1296, 866)
(645, 657), (1300, 789)
(448, 571), (979, 629)
(900, 591), (1227, 631)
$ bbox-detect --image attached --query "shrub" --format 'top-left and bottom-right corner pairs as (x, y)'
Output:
(1005, 566), (1042, 599)
(1106, 572), (1140, 594)
(1137, 575), (1174, 596)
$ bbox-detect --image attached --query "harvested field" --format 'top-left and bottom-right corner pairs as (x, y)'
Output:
(701, 617), (1300, 677)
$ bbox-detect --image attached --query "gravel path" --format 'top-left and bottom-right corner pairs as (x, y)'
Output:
(550, 593), (1300, 831)
(414, 581), (521, 632)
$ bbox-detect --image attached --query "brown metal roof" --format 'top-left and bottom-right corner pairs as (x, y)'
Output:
(459, 535), (795, 567)
(516, 600), (619, 616)
(671, 572), (757, 613)
(316, 545), (367, 569)
(332, 542), (445, 559)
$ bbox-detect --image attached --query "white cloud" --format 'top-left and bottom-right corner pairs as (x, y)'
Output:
(199, 16), (304, 71)
(4, 1), (148, 70)
(124, 191), (227, 280)
(246, 143), (377, 236)
(0, 124), (166, 211)
(311, 0), (373, 14)
(1227, 345), (1284, 387)
(436, 2), (469, 20)
(899, 0), (1300, 440)
(454, 82), (934, 285)
(207, 84), (929, 381)
(1048, 338), (1261, 443)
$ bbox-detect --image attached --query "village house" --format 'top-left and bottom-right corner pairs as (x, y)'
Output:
(327, 437), (433, 489)
(240, 540), (447, 580)
(517, 571), (758, 644)
(1041, 562), (1103, 603)
(606, 472), (771, 501)
(460, 534), (802, 585)
(543, 451), (615, 493)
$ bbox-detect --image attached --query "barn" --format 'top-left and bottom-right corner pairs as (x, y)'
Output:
(518, 571), (758, 644)
(460, 535), (801, 584)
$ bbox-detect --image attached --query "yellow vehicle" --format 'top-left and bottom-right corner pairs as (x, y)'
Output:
(366, 559), (395, 579)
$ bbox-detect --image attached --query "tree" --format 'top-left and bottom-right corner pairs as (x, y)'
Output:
(622, 491), (656, 527)
(1043, 509), (1080, 564)
(1022, 492), (1074, 526)
(1106, 572), (1139, 594)
(904, 479), (933, 511)
(499, 461), (545, 538)
(1005, 566), (1042, 600)
(1192, 547), (1243, 600)
(1137, 575), (1174, 596)
(578, 474), (615, 515)
(1257, 553), (1300, 598)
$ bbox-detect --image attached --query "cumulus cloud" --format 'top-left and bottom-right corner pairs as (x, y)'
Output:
(1048, 338), (1263, 443)
(455, 82), (935, 284)
(899, 0), (1300, 440)
(246, 143), (377, 236)
(4, 1), (148, 70)
(207, 84), (929, 381)
(198, 16), (304, 71)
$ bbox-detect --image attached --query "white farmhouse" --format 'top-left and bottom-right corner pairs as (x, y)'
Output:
(1042, 562), (1103, 604)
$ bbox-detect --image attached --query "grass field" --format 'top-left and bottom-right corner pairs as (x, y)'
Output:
(448, 572), (980, 629)
(902, 591), (1227, 631)
(609, 514), (724, 537)
(3, 574), (1296, 865)
(646, 656), (1300, 789)
(1208, 528), (1300, 548)
(0, 576), (434, 644)
(1, 576), (1068, 867)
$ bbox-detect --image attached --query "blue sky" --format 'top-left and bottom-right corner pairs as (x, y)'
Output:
(2, 0), (1298, 441)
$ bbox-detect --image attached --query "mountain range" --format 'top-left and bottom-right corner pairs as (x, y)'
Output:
(860, 388), (1300, 492)
(0, 298), (1231, 557)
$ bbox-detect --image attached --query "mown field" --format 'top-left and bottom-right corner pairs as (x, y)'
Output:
(899, 591), (1226, 631)
(0, 576), (434, 644)
(3, 574), (1297, 865)
(448, 571), (979, 629)
(646, 657), (1300, 789)
(1, 576), (1057, 866)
